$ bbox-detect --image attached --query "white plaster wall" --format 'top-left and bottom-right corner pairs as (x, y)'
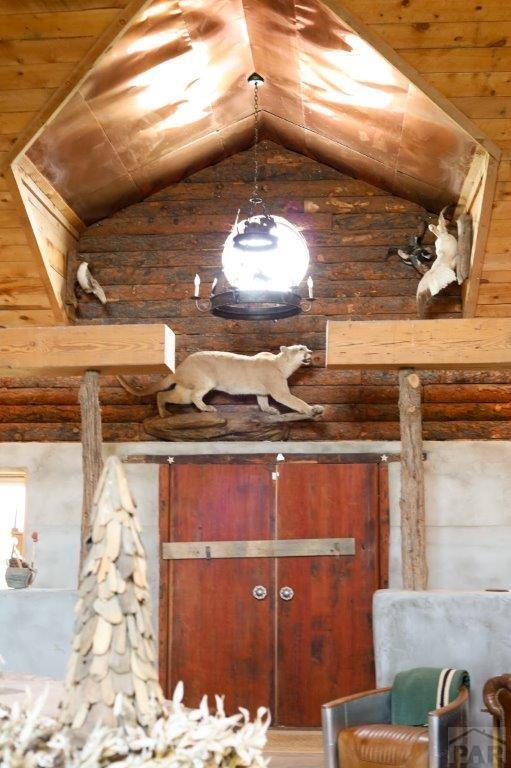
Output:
(0, 440), (510, 677)
(0, 440), (508, 594)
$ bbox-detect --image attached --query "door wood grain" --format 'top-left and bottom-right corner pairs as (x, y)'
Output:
(275, 462), (381, 726)
(165, 463), (274, 714)
(159, 459), (388, 726)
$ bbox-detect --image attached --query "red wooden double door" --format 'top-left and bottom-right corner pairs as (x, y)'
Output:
(159, 460), (388, 726)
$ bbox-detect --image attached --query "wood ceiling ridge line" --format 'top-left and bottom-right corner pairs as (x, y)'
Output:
(321, 0), (501, 161)
(259, 109), (392, 176)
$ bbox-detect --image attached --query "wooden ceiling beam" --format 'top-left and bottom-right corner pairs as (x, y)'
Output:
(326, 318), (511, 369)
(0, 323), (175, 376)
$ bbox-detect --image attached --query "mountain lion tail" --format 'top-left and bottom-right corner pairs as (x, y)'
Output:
(117, 373), (175, 396)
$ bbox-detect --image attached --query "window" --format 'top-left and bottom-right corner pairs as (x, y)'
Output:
(0, 471), (27, 589)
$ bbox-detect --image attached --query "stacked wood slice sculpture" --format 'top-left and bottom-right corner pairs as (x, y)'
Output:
(61, 456), (163, 730)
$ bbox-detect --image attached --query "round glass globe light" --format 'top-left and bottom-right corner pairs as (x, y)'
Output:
(222, 214), (309, 292)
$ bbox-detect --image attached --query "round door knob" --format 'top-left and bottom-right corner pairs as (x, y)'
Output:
(279, 586), (294, 601)
(252, 585), (267, 600)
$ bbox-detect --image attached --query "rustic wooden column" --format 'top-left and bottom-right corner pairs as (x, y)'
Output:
(398, 369), (428, 590)
(78, 370), (103, 571)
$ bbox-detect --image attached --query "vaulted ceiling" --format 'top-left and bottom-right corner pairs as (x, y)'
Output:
(0, 0), (505, 329)
(27, 0), (479, 223)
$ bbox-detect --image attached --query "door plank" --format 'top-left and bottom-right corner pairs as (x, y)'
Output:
(167, 464), (274, 714)
(158, 464), (170, 693)
(276, 463), (380, 726)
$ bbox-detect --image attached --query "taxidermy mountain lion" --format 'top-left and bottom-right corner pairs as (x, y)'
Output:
(119, 345), (324, 419)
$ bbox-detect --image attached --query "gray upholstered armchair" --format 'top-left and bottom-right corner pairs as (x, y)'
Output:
(322, 685), (469, 768)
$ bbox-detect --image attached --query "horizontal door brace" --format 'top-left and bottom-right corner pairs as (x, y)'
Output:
(162, 537), (355, 561)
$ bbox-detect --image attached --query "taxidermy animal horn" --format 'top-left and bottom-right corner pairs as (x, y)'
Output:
(76, 261), (107, 305)
(417, 207), (460, 317)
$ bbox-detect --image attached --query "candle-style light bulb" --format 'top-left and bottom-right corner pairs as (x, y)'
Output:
(194, 273), (201, 298)
(211, 277), (218, 295)
(307, 275), (314, 299)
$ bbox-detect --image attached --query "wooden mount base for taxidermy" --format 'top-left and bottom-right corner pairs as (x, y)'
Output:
(143, 405), (321, 441)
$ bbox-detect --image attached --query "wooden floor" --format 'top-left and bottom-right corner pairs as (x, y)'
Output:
(266, 730), (323, 768)
(266, 753), (323, 768)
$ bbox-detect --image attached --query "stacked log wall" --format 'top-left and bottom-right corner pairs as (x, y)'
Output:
(1, 142), (511, 441)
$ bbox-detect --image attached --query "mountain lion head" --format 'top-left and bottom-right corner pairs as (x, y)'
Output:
(280, 344), (313, 367)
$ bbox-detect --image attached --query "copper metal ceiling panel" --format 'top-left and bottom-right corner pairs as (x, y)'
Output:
(28, 0), (478, 223)
(397, 85), (476, 195)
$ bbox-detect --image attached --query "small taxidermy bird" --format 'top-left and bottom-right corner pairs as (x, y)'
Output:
(76, 261), (107, 305)
(416, 208), (468, 317)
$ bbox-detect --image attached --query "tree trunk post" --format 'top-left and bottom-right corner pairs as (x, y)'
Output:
(398, 369), (428, 590)
(78, 370), (103, 573)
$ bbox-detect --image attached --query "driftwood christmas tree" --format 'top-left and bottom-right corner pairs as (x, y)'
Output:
(61, 456), (163, 730)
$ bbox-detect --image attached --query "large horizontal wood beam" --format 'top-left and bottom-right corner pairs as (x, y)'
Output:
(0, 324), (175, 376)
(326, 319), (511, 370)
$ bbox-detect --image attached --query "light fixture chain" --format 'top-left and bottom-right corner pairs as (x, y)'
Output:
(252, 80), (261, 206)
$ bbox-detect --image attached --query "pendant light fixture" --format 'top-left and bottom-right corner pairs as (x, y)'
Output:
(193, 73), (313, 320)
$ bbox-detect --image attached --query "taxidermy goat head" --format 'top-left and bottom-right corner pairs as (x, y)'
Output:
(416, 208), (471, 317)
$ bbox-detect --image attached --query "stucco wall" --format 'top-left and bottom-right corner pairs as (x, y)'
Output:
(1, 439), (509, 593)
(0, 440), (510, 677)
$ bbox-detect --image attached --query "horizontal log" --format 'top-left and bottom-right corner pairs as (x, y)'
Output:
(79, 291), (454, 320)
(288, 420), (511, 441)
(3, 368), (511, 392)
(332, 211), (430, 230)
(89, 210), (428, 237)
(0, 404), (154, 423)
(88, 212), (333, 235)
(77, 278), (423, 305)
(0, 422), (141, 441)
(77, 296), (459, 325)
(80, 262), (416, 285)
(78, 245), (404, 268)
(110, 194), (424, 218)
(327, 319), (511, 369)
(149, 178), (385, 201)
(1, 414), (510, 442)
(176, 158), (349, 183)
(0, 324), (175, 376)
(78, 228), (423, 253)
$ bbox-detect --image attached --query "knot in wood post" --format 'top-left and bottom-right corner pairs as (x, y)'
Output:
(398, 368), (428, 591)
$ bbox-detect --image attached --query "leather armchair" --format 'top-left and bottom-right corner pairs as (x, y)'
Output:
(322, 685), (469, 768)
(483, 674), (511, 768)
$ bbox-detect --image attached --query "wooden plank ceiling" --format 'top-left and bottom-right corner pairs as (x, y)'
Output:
(0, 0), (509, 324)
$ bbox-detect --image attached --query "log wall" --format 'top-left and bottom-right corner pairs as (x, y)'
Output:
(1, 142), (511, 441)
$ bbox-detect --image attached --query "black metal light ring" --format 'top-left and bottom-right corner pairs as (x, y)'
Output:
(210, 290), (302, 320)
